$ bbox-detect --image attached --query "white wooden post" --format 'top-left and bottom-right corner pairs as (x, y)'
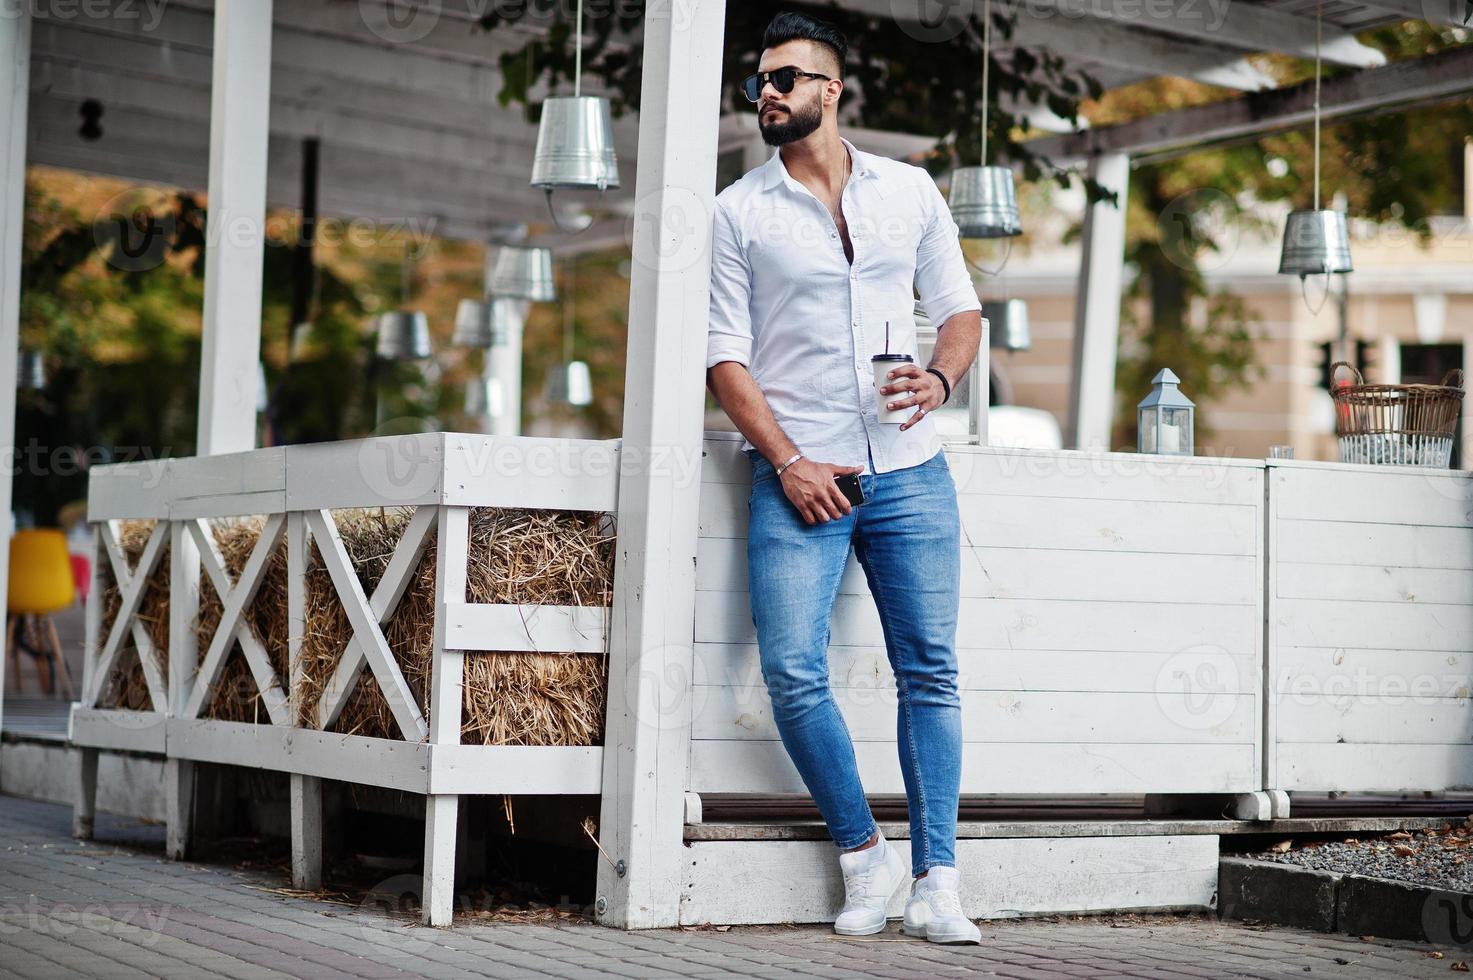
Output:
(423, 506), (467, 926)
(196, 0), (274, 456)
(0, 4), (30, 738)
(286, 512), (323, 890)
(1066, 152), (1131, 451)
(74, 529), (103, 838)
(596, 0), (727, 929)
(166, 521), (200, 860)
(485, 301), (525, 437)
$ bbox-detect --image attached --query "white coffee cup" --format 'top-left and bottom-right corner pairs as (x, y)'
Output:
(871, 353), (915, 424)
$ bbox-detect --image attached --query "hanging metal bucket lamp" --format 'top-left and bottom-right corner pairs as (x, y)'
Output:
(374, 311), (431, 361)
(983, 299), (1031, 351)
(488, 245), (557, 302)
(17, 350), (45, 390)
(530, 0), (620, 194)
(948, 0), (1022, 243)
(1277, 0), (1352, 307)
(453, 297), (516, 348)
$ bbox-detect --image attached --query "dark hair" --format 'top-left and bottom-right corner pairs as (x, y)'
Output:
(762, 11), (847, 78)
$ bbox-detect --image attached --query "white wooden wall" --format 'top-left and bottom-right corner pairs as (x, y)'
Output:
(692, 434), (1265, 797)
(1267, 460), (1473, 792)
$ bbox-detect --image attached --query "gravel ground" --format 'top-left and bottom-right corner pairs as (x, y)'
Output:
(1258, 816), (1473, 891)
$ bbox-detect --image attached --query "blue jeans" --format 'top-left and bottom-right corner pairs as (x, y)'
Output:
(745, 448), (962, 876)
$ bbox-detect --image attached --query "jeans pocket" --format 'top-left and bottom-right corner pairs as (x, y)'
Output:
(747, 449), (778, 486)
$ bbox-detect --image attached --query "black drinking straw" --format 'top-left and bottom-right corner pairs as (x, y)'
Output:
(884, 321), (889, 356)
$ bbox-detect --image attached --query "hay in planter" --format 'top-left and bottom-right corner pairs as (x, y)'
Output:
(295, 507), (615, 746)
(96, 507), (615, 746)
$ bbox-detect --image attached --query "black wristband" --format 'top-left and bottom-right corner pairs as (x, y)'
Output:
(925, 367), (952, 404)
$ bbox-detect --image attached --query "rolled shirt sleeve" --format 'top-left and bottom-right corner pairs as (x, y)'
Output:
(913, 173), (982, 328)
(706, 201), (754, 369)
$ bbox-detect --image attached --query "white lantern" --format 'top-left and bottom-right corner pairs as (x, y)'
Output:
(1137, 368), (1195, 456)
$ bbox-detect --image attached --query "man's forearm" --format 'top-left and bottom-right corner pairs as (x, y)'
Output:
(926, 310), (983, 396)
(707, 361), (801, 466)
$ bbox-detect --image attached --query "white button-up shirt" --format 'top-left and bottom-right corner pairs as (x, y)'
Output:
(706, 137), (980, 474)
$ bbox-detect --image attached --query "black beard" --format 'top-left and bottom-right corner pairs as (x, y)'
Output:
(759, 100), (822, 146)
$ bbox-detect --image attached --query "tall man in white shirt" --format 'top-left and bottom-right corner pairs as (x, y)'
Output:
(705, 11), (984, 945)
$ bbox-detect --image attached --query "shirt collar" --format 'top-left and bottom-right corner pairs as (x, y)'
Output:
(761, 136), (873, 193)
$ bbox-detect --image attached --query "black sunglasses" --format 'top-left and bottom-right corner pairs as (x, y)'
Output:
(741, 66), (832, 103)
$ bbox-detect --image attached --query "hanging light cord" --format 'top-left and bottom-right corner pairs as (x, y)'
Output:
(563, 255), (576, 362)
(574, 0), (583, 98)
(981, 0), (991, 166)
(1313, 0), (1321, 211)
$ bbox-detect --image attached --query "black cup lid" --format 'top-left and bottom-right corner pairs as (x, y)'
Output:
(871, 353), (914, 362)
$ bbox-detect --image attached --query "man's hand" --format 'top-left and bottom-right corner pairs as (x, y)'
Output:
(779, 458), (864, 525)
(879, 364), (948, 431)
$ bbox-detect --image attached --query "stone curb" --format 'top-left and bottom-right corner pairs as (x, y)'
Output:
(1219, 856), (1473, 948)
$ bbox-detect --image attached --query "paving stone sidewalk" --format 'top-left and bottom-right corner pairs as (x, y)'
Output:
(0, 793), (1463, 979)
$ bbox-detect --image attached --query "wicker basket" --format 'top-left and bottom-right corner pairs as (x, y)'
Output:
(1330, 361), (1465, 468)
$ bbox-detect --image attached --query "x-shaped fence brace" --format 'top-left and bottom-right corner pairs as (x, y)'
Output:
(307, 506), (433, 741)
(88, 508), (440, 741)
(86, 521), (170, 709)
(182, 514), (291, 725)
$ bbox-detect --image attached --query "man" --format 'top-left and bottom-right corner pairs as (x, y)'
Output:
(705, 11), (984, 945)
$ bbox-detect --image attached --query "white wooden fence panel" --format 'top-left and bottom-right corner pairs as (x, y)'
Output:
(689, 740), (1258, 795)
(696, 535), (1258, 605)
(696, 589), (1260, 654)
(695, 642), (1263, 695)
(1267, 460), (1473, 792)
(689, 686), (1258, 744)
(691, 439), (1264, 798)
(679, 834), (1218, 925)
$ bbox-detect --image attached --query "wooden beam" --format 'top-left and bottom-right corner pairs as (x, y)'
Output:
(848, 0), (1274, 90)
(1038, 0), (1385, 67)
(196, 0), (273, 456)
(0, 2), (27, 734)
(596, 0), (726, 930)
(1353, 0), (1473, 29)
(1027, 46), (1473, 164)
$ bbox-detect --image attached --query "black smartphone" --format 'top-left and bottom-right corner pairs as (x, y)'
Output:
(834, 473), (865, 507)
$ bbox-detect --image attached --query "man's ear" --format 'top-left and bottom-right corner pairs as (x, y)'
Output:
(824, 79), (844, 107)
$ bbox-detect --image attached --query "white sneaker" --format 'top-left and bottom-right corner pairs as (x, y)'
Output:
(902, 866), (981, 944)
(833, 836), (908, 936)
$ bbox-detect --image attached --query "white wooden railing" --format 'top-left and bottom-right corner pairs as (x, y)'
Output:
(72, 432), (619, 923)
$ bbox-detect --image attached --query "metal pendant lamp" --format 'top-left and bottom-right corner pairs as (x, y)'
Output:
(1278, 0), (1352, 308)
(488, 245), (557, 302)
(530, 0), (620, 193)
(453, 297), (516, 348)
(374, 250), (433, 361)
(949, 0), (1022, 243)
(983, 299), (1031, 351)
(17, 350), (45, 390)
(374, 310), (431, 361)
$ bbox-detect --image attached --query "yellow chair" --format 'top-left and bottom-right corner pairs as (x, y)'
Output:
(7, 528), (78, 699)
